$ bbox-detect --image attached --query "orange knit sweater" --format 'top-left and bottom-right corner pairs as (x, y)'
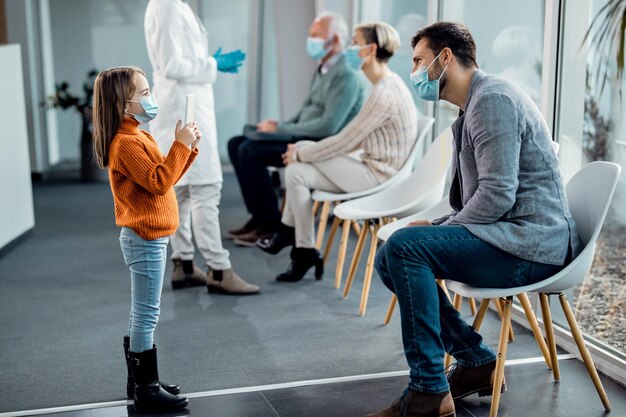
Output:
(108, 117), (198, 240)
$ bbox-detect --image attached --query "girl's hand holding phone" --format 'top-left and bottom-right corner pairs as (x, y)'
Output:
(191, 123), (202, 149)
(175, 120), (199, 148)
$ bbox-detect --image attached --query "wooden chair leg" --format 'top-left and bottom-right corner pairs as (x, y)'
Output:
(494, 299), (515, 342)
(312, 200), (320, 216)
(472, 298), (491, 331)
(384, 294), (397, 325)
(445, 292), (465, 368)
(453, 293), (463, 311)
(334, 219), (351, 289)
(315, 201), (331, 250)
(359, 223), (380, 316)
(352, 220), (361, 237)
(437, 279), (452, 302)
(323, 215), (341, 264)
(469, 298), (477, 315)
(343, 220), (369, 298)
(539, 293), (560, 380)
(490, 297), (513, 417)
(559, 293), (611, 411)
(517, 293), (552, 370)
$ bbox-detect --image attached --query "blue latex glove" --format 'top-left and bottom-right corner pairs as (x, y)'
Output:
(213, 47), (246, 74)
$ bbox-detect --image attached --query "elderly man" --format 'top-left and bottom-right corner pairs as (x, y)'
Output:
(367, 22), (580, 417)
(227, 11), (368, 245)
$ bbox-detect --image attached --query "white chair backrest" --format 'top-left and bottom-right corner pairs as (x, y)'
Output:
(377, 196), (452, 241)
(394, 114), (435, 179)
(333, 127), (452, 220)
(411, 115), (436, 170)
(566, 161), (621, 246)
(539, 161), (621, 293)
(312, 114), (434, 202)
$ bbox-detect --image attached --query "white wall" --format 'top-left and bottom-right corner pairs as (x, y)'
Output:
(5, 0), (51, 173)
(0, 45), (36, 249)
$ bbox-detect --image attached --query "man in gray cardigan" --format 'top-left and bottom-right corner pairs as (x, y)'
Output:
(367, 22), (580, 417)
(228, 12), (367, 245)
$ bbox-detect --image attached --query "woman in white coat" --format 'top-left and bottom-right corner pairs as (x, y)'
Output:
(144, 0), (259, 294)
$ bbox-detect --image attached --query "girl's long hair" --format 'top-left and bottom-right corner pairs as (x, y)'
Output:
(92, 66), (145, 168)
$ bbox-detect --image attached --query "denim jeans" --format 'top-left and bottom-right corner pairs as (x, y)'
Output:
(119, 227), (169, 353)
(375, 225), (562, 393)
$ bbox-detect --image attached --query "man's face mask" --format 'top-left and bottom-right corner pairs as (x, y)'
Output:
(409, 50), (449, 101)
(306, 36), (332, 61)
(126, 95), (159, 124)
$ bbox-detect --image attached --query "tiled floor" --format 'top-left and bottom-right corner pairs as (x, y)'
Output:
(19, 358), (626, 417)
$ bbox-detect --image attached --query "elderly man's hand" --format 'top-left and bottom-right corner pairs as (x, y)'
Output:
(407, 219), (432, 227)
(257, 119), (278, 133)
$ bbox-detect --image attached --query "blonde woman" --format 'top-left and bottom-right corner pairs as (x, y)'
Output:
(257, 22), (418, 282)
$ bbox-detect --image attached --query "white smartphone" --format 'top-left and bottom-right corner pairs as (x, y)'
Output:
(184, 93), (196, 125)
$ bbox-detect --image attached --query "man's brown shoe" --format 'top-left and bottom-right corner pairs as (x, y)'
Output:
(228, 218), (256, 239)
(171, 259), (207, 289)
(365, 389), (455, 417)
(233, 229), (273, 247)
(447, 361), (507, 400)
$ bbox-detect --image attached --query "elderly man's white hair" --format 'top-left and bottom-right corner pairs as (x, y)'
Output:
(316, 11), (349, 48)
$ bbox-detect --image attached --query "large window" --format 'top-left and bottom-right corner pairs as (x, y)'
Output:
(47, 0), (250, 163)
(436, 0), (546, 135)
(555, 0), (626, 357)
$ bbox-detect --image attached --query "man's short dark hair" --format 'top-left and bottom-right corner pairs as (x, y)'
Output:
(411, 22), (478, 69)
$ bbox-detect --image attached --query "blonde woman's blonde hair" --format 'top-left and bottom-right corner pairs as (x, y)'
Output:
(354, 21), (401, 63)
(92, 66), (145, 168)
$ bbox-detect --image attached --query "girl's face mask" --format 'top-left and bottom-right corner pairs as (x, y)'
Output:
(126, 95), (159, 124)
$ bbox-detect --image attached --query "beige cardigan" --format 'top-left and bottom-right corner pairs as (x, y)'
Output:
(296, 72), (418, 182)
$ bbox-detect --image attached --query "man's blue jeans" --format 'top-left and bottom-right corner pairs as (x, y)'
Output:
(375, 225), (562, 394)
(119, 227), (169, 353)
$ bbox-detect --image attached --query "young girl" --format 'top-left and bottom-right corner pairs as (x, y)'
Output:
(92, 66), (199, 412)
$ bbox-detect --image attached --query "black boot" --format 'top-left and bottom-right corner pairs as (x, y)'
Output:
(276, 247), (323, 282)
(256, 223), (295, 254)
(127, 346), (188, 412)
(124, 336), (180, 399)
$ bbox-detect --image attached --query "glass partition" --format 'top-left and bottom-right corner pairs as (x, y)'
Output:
(554, 0), (626, 358)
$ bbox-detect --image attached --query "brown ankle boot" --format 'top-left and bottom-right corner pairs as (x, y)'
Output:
(206, 268), (260, 295)
(365, 389), (455, 417)
(171, 259), (207, 289)
(447, 361), (506, 400)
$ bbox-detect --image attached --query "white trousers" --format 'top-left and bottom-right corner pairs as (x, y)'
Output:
(170, 183), (231, 270)
(282, 142), (380, 249)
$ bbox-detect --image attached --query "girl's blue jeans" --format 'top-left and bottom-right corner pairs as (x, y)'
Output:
(119, 227), (169, 353)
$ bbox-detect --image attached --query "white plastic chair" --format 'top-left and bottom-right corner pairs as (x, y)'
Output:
(331, 127), (452, 316)
(311, 115), (435, 252)
(437, 161), (619, 417)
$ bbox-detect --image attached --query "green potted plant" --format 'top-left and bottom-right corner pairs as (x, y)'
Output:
(48, 69), (101, 181)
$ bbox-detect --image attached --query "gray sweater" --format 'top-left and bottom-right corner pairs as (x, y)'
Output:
(276, 54), (368, 139)
(297, 72), (418, 182)
(434, 70), (581, 266)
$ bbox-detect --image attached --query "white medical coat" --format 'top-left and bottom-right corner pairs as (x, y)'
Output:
(144, 0), (222, 185)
